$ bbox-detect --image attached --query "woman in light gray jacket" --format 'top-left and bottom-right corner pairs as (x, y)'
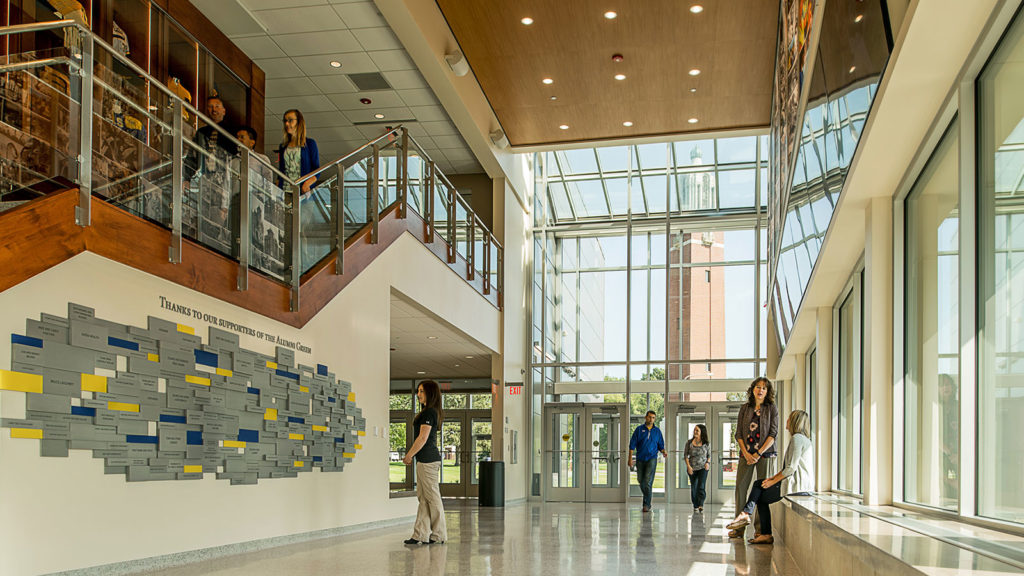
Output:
(726, 409), (814, 544)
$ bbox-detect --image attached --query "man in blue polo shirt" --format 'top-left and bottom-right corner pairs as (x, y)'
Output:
(628, 410), (667, 512)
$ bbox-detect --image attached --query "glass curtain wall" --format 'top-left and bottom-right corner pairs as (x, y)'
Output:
(530, 136), (770, 497)
(904, 120), (959, 511)
(977, 12), (1024, 525)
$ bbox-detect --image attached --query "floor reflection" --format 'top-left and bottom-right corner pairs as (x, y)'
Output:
(144, 501), (803, 576)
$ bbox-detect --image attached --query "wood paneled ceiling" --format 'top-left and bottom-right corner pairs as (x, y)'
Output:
(436, 0), (780, 148)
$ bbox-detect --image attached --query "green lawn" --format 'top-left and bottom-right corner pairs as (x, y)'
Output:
(389, 460), (465, 484)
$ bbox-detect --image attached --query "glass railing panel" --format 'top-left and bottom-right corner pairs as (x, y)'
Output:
(454, 196), (470, 262)
(434, 177), (451, 245)
(490, 236), (501, 291)
(378, 140), (399, 209)
(245, 157), (289, 280)
(343, 147), (374, 241)
(0, 60), (81, 212)
(473, 219), (486, 278)
(180, 132), (242, 258)
(406, 145), (426, 217)
(91, 62), (173, 227)
(300, 171), (339, 275)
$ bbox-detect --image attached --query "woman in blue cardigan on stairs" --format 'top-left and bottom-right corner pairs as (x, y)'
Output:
(276, 109), (319, 194)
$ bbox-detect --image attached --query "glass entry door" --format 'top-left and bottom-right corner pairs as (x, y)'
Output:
(666, 402), (742, 506)
(439, 410), (491, 498)
(544, 404), (628, 502)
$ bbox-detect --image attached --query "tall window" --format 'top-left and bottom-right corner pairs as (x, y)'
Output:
(904, 120), (959, 511)
(978, 14), (1024, 524)
(835, 276), (862, 494)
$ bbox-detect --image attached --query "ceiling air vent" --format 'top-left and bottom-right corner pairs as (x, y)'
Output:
(347, 72), (392, 91)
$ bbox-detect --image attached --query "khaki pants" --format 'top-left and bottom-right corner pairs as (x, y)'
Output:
(413, 461), (447, 542)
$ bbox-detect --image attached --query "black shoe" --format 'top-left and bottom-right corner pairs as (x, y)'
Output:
(404, 538), (426, 545)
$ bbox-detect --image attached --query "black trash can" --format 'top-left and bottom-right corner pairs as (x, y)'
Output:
(478, 461), (505, 507)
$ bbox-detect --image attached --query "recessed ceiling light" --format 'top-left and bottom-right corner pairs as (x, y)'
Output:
(854, 14), (863, 23)
(689, 68), (701, 76)
(604, 11), (617, 19)
(559, 124), (569, 130)
(427, 336), (438, 340)
(623, 121), (633, 127)
(614, 73), (626, 80)
(465, 355), (474, 359)
(689, 88), (697, 93)
(454, 364), (460, 367)
(330, 60), (342, 68)
(521, 17), (534, 25)
(690, 5), (704, 13)
(688, 118), (699, 124)
(417, 371), (426, 375)
(849, 65), (857, 73)
(550, 95), (558, 101)
(374, 113), (385, 119)
(542, 78), (554, 85)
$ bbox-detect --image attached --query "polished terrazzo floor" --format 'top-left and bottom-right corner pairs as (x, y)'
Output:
(142, 501), (802, 576)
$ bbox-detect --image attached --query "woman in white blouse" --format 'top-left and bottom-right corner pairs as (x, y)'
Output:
(726, 409), (814, 544)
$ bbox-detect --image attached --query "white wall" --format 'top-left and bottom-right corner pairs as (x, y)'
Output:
(0, 233), (500, 575)
(499, 179), (529, 501)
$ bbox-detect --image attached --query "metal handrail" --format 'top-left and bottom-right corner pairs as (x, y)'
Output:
(1, 20), (504, 306)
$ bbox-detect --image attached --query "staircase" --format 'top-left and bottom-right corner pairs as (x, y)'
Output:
(0, 20), (502, 326)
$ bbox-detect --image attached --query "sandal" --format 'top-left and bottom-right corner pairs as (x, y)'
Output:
(728, 528), (743, 539)
(726, 515), (750, 530)
(748, 535), (774, 545)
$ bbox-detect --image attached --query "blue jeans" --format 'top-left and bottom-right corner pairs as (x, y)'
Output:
(741, 481), (782, 535)
(636, 458), (657, 508)
(688, 468), (708, 508)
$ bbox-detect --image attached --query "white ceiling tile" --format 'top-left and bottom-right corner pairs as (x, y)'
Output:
(191, 0), (267, 37)
(265, 94), (337, 114)
(397, 88), (437, 107)
(253, 6), (346, 34)
(330, 90), (404, 111)
(405, 124), (429, 138)
(358, 125), (387, 139)
(352, 27), (402, 51)
(368, 50), (415, 71)
(420, 121), (458, 137)
(381, 70), (428, 90)
(254, 57), (303, 79)
(439, 147), (474, 162)
(300, 110), (354, 128)
(309, 73), (359, 94)
(333, 3), (388, 28)
(264, 77), (320, 99)
(344, 107), (413, 123)
(239, 0), (328, 9)
(408, 105), (446, 123)
(274, 30), (362, 57)
(432, 135), (466, 149)
(452, 160), (484, 173)
(408, 135), (436, 149)
(317, 125), (366, 142)
(232, 35), (285, 60)
(294, 53), (378, 77)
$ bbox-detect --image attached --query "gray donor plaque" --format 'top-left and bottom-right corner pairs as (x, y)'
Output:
(3, 305), (366, 484)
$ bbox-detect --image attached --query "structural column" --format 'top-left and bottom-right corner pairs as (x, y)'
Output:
(863, 196), (894, 505)
(815, 306), (833, 493)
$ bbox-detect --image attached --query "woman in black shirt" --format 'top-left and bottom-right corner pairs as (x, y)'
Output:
(402, 380), (448, 545)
